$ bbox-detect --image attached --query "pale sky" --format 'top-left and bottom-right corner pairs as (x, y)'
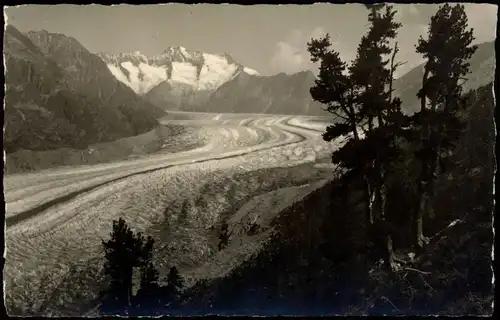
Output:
(4, 3), (497, 77)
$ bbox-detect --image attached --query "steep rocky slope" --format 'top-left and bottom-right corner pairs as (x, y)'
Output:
(3, 26), (165, 154)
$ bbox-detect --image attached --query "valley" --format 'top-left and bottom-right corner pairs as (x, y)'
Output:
(2, 3), (495, 316)
(3, 111), (338, 316)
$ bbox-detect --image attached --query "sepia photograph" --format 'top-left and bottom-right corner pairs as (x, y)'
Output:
(2, 2), (496, 316)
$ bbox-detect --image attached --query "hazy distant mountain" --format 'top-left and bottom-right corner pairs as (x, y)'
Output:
(99, 47), (329, 116)
(197, 40), (493, 117)
(99, 39), (493, 117)
(186, 70), (328, 116)
(393, 41), (495, 114)
(98, 48), (259, 109)
(4, 26), (165, 153)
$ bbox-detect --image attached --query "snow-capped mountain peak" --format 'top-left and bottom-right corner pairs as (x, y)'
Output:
(98, 46), (259, 95)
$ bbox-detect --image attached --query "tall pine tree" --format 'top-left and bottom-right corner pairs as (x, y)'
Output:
(308, 4), (408, 270)
(413, 3), (477, 248)
(348, 4), (403, 228)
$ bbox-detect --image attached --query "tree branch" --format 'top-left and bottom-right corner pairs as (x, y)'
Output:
(404, 267), (431, 275)
(381, 296), (401, 312)
(418, 272), (436, 292)
(331, 110), (350, 121)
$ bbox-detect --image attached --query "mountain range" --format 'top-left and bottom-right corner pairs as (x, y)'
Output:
(3, 25), (495, 154)
(98, 47), (328, 116)
(100, 41), (494, 116)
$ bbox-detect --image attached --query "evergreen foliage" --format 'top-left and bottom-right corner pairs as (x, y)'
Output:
(100, 218), (183, 315)
(411, 3), (478, 248)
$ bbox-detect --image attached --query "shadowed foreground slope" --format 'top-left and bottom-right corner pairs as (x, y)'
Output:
(172, 84), (494, 316)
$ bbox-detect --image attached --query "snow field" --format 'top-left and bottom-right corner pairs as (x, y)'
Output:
(101, 50), (259, 96)
(243, 66), (259, 75)
(199, 53), (239, 90)
(170, 61), (198, 87)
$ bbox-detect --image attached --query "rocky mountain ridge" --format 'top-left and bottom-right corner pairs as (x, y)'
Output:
(4, 26), (165, 154)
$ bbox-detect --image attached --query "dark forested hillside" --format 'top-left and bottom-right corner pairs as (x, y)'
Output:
(90, 80), (494, 316)
(176, 83), (495, 316)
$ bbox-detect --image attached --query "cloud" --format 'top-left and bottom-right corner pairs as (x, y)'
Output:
(393, 3), (497, 41)
(270, 27), (327, 75)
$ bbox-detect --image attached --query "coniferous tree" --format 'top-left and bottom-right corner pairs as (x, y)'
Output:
(133, 236), (160, 312)
(139, 262), (160, 291)
(138, 235), (155, 268)
(412, 3), (477, 248)
(348, 4), (404, 231)
(307, 33), (360, 143)
(100, 218), (157, 314)
(133, 261), (160, 315)
(307, 23), (367, 234)
(308, 4), (408, 270)
(164, 266), (185, 302)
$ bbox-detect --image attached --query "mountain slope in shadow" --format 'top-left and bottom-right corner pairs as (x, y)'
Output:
(182, 70), (329, 116)
(393, 41), (495, 114)
(4, 26), (165, 154)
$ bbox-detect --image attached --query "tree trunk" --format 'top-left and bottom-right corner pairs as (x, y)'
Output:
(125, 270), (134, 308)
(420, 67), (430, 113)
(368, 116), (374, 132)
(378, 178), (401, 271)
(388, 42), (399, 104)
(348, 109), (360, 141)
(416, 181), (431, 249)
(415, 134), (441, 249)
(373, 157), (384, 220)
(366, 177), (375, 225)
(377, 112), (384, 128)
(387, 231), (394, 262)
(127, 282), (132, 308)
(414, 65), (432, 249)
